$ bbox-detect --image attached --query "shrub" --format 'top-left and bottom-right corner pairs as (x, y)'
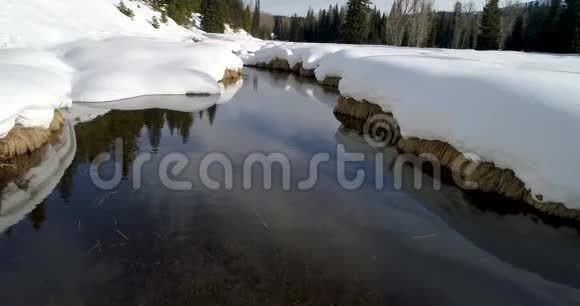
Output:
(151, 16), (160, 29)
(160, 11), (169, 24)
(117, 1), (135, 19)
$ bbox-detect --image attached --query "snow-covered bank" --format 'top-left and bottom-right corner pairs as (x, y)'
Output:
(0, 0), (250, 147)
(0, 38), (241, 146)
(58, 37), (242, 102)
(244, 43), (580, 212)
(331, 52), (580, 209)
(0, 49), (72, 138)
(244, 42), (342, 71)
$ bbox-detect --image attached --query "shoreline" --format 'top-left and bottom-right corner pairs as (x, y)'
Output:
(0, 110), (65, 161)
(245, 60), (580, 222)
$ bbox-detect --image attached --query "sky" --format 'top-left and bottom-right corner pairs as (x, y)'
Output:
(259, 0), (486, 16)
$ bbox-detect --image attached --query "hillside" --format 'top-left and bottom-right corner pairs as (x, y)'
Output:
(0, 0), (205, 48)
(0, 0), (259, 138)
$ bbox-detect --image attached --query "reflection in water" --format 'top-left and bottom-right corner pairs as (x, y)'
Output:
(0, 69), (579, 305)
(0, 121), (76, 233)
(28, 201), (47, 231)
(335, 125), (580, 290)
(68, 104), (219, 186)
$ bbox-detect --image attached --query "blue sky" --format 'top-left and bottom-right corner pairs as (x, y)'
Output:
(259, 0), (486, 16)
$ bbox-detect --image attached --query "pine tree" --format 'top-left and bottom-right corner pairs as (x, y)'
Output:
(341, 0), (372, 44)
(380, 12), (387, 44)
(151, 16), (161, 29)
(477, 0), (501, 50)
(522, 2), (548, 51)
(252, 0), (261, 36)
(559, 0), (580, 52)
(201, 0), (225, 33)
(539, 0), (561, 51)
(207, 104), (218, 126)
(117, 1), (135, 19)
(304, 8), (318, 42)
(290, 14), (303, 42)
(160, 10), (169, 24)
(242, 5), (252, 32)
(331, 5), (341, 42)
(367, 6), (382, 44)
(450, 1), (463, 48)
(165, 0), (199, 26)
(505, 14), (525, 50)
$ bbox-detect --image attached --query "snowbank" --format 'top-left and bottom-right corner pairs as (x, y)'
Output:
(0, 0), (195, 48)
(0, 49), (72, 137)
(0, 37), (243, 135)
(328, 52), (580, 208)
(245, 42), (580, 209)
(244, 43), (344, 69)
(58, 37), (242, 102)
(72, 77), (242, 113)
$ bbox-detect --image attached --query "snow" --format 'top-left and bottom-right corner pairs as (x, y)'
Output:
(0, 0), (195, 48)
(0, 49), (72, 137)
(60, 37), (241, 102)
(249, 43), (346, 70)
(244, 42), (580, 209)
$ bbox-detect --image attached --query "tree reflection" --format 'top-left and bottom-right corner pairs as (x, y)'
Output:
(60, 107), (214, 198)
(207, 104), (218, 126)
(28, 200), (47, 231)
(58, 165), (76, 203)
(144, 109), (165, 153)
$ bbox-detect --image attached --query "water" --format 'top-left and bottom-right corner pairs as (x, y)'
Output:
(1, 69), (579, 306)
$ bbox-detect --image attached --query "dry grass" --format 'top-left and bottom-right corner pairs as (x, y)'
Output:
(221, 69), (243, 86)
(0, 110), (64, 161)
(318, 76), (341, 88)
(269, 58), (291, 71)
(299, 67), (316, 78)
(334, 96), (386, 121)
(0, 143), (48, 192)
(398, 137), (580, 221)
(333, 113), (368, 132)
(334, 97), (400, 146)
(335, 95), (580, 221)
(291, 62), (316, 78)
(291, 62), (302, 73)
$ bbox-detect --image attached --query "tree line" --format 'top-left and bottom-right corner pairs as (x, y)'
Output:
(272, 0), (580, 53)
